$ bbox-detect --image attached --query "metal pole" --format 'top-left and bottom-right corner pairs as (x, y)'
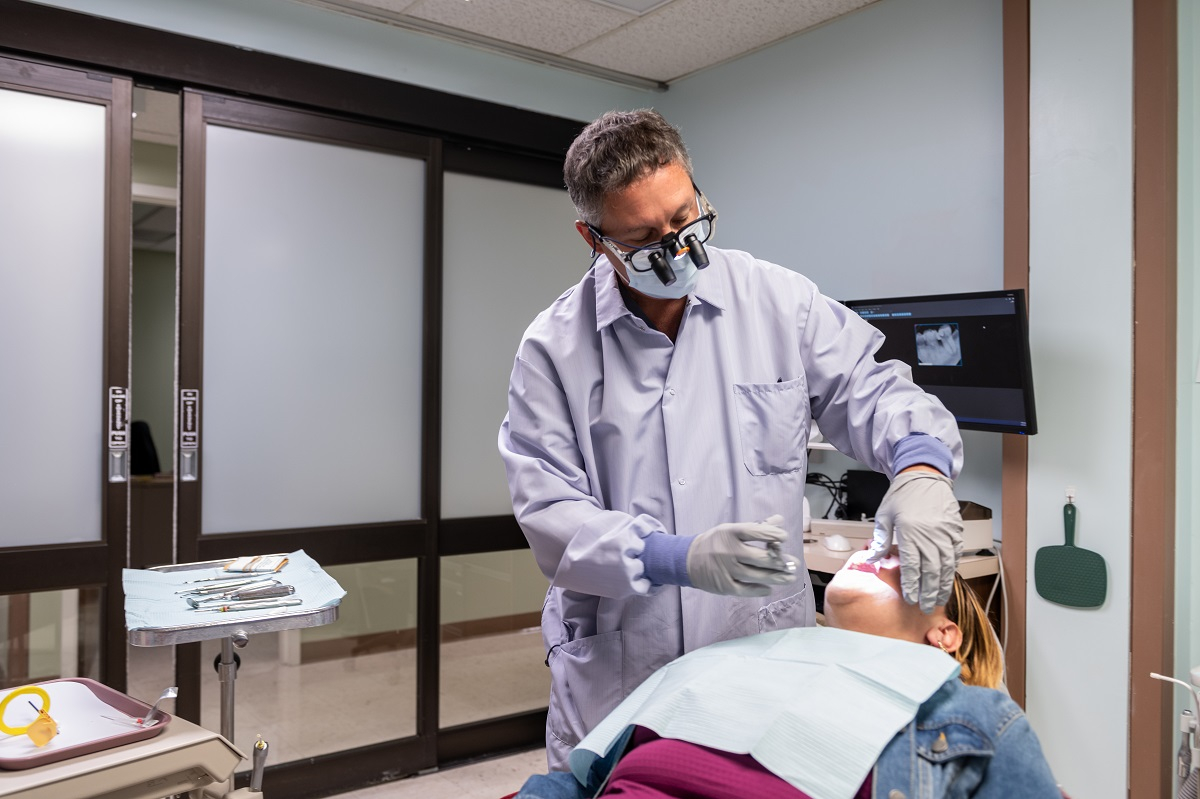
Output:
(218, 636), (237, 742)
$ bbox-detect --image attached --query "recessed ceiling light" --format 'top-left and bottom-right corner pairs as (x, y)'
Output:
(583, 0), (673, 15)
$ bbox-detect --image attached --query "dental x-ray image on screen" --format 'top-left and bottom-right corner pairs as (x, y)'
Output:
(842, 289), (1037, 434)
(914, 323), (962, 366)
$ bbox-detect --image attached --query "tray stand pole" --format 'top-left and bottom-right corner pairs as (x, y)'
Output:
(218, 635), (240, 742)
(205, 631), (250, 798)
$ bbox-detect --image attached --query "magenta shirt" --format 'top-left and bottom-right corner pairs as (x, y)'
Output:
(602, 728), (871, 799)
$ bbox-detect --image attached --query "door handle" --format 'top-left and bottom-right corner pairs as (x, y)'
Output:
(179, 389), (199, 481)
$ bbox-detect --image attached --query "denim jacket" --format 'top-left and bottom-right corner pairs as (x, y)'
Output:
(871, 679), (1060, 799)
(516, 679), (1059, 799)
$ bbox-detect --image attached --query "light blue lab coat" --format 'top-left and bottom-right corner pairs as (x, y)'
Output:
(498, 247), (962, 769)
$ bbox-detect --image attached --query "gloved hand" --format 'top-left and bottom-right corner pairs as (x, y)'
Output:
(686, 514), (799, 597)
(866, 470), (963, 613)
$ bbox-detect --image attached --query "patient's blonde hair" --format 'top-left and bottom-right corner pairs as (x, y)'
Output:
(945, 575), (1004, 689)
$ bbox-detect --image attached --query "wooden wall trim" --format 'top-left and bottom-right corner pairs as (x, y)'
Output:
(1129, 0), (1178, 795)
(1001, 0), (1030, 708)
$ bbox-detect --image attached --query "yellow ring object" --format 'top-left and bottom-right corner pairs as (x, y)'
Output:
(0, 686), (51, 736)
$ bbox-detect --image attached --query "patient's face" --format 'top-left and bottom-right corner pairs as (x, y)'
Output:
(822, 550), (934, 643)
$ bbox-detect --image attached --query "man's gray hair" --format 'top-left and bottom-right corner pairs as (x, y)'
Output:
(564, 109), (693, 228)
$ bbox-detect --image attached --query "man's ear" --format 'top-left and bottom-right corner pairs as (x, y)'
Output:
(926, 619), (963, 654)
(575, 221), (599, 253)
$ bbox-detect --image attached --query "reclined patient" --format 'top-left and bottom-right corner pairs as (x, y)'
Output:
(514, 549), (1061, 799)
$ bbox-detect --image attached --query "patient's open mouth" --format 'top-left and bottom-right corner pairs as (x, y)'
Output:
(847, 560), (878, 575)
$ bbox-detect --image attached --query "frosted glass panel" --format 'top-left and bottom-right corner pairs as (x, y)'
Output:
(202, 125), (424, 534)
(0, 89), (106, 546)
(441, 173), (582, 517)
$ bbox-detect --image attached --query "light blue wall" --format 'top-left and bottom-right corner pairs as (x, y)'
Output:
(660, 0), (1003, 299)
(658, 0), (1006, 530)
(35, 0), (650, 121)
(1025, 1), (1133, 796)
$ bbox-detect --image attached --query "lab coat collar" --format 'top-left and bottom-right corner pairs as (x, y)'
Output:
(592, 253), (726, 333)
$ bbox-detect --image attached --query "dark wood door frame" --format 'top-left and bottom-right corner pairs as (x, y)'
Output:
(1000, 0), (1030, 709)
(1129, 0), (1178, 796)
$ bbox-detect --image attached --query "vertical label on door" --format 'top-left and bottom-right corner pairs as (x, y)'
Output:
(180, 389), (199, 449)
(108, 387), (128, 450)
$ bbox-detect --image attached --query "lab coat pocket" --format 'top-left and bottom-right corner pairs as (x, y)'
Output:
(546, 630), (624, 751)
(733, 378), (809, 476)
(757, 582), (813, 632)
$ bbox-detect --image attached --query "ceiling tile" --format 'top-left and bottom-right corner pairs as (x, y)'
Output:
(403, 0), (636, 55)
(566, 0), (877, 82)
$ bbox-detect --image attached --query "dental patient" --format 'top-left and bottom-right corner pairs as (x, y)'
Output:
(514, 550), (1061, 799)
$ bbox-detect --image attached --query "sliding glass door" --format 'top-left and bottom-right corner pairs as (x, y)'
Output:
(175, 91), (437, 767)
(0, 54), (132, 689)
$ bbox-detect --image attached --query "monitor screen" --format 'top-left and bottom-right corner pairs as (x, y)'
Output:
(841, 289), (1037, 435)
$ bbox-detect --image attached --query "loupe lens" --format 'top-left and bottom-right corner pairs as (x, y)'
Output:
(685, 235), (709, 269)
(648, 251), (676, 285)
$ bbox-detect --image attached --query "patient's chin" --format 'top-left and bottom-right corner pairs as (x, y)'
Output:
(827, 566), (901, 602)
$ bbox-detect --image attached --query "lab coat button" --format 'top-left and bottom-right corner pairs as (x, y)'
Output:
(677, 478), (686, 486)
(888, 791), (906, 799)
(668, 388), (676, 396)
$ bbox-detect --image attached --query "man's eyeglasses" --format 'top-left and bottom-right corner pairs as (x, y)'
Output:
(587, 188), (718, 286)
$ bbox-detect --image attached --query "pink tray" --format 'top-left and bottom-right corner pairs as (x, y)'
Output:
(0, 678), (170, 770)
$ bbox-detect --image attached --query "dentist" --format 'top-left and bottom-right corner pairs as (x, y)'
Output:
(499, 108), (964, 769)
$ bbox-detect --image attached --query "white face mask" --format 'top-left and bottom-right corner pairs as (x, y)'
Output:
(606, 243), (700, 300)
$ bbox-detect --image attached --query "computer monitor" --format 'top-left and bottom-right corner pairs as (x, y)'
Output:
(841, 288), (1037, 435)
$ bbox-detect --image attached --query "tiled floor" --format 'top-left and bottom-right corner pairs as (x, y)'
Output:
(126, 627), (550, 796)
(332, 747), (546, 798)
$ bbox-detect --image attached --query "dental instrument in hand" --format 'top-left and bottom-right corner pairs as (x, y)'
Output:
(186, 584), (295, 608)
(754, 517), (797, 572)
(766, 541), (798, 572)
(193, 598), (303, 613)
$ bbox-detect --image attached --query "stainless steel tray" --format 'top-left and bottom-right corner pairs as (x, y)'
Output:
(127, 557), (340, 647)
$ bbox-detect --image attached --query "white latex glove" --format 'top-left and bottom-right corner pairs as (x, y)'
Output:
(686, 514), (799, 597)
(866, 470), (963, 614)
